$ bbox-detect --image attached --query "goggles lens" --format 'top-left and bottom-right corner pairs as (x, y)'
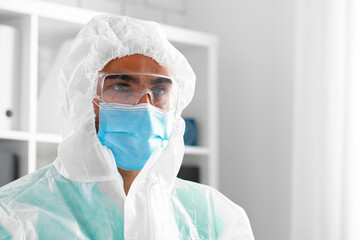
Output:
(97, 72), (177, 110)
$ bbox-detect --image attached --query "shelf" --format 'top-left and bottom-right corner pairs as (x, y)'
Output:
(0, 1), (99, 25)
(35, 133), (62, 143)
(0, 130), (30, 141)
(0, 131), (62, 143)
(0, 131), (209, 155)
(184, 146), (209, 155)
(0, 0), (217, 48)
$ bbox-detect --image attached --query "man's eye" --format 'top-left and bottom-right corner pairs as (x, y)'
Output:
(152, 86), (168, 96)
(110, 84), (131, 92)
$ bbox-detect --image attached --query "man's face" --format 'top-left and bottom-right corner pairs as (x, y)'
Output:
(93, 54), (171, 132)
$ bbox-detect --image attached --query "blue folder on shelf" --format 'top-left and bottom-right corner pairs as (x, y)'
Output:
(183, 118), (197, 146)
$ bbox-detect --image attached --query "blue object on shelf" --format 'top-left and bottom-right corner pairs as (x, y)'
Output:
(183, 118), (197, 146)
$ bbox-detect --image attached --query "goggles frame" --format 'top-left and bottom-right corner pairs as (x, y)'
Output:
(95, 72), (175, 110)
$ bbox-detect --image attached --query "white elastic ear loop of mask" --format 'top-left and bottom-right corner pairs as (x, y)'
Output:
(92, 99), (100, 108)
(167, 108), (176, 137)
(167, 83), (180, 138)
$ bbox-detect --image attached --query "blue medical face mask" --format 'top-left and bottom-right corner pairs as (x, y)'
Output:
(97, 103), (168, 171)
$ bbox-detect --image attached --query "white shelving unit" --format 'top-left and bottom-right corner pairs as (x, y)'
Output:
(0, 0), (219, 188)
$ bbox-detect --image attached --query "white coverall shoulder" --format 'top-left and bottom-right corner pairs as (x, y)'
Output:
(0, 15), (254, 240)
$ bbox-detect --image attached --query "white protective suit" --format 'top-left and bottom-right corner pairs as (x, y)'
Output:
(0, 15), (254, 240)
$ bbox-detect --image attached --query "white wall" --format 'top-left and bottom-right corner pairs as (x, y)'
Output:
(186, 1), (294, 239)
(36, 0), (188, 26)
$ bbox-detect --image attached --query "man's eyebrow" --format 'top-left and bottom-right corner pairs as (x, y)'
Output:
(152, 77), (172, 85)
(105, 74), (140, 84)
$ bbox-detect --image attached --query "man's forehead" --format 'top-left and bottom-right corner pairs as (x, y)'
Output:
(101, 54), (171, 77)
(104, 73), (173, 85)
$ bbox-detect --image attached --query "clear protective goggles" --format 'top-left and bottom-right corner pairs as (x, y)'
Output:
(95, 72), (178, 111)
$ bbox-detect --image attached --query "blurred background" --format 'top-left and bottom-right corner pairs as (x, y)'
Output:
(1, 0), (360, 239)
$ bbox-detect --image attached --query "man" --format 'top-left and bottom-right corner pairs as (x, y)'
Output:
(0, 15), (254, 239)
